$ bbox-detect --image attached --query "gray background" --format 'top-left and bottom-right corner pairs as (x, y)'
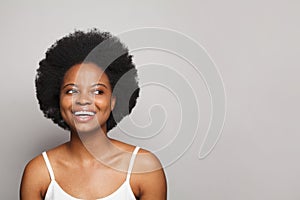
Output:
(1, 0), (299, 199)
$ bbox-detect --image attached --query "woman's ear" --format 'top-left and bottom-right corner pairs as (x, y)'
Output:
(111, 96), (116, 111)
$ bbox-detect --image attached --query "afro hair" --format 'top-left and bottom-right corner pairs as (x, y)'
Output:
(36, 29), (140, 132)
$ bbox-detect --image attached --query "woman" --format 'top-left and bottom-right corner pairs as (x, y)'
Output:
(20, 29), (167, 200)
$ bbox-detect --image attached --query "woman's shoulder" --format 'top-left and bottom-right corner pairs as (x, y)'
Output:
(22, 143), (67, 182)
(134, 148), (163, 174)
(110, 139), (163, 172)
(20, 152), (51, 198)
(115, 142), (167, 199)
(22, 153), (49, 180)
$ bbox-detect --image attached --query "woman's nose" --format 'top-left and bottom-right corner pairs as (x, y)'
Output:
(75, 92), (93, 105)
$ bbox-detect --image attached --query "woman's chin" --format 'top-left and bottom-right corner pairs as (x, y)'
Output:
(73, 123), (106, 135)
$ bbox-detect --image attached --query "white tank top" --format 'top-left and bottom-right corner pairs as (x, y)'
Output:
(42, 146), (140, 200)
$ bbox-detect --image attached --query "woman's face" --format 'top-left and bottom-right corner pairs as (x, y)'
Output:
(60, 62), (116, 133)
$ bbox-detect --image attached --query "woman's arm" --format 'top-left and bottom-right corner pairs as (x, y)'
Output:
(134, 150), (167, 200)
(20, 155), (48, 200)
(139, 168), (167, 200)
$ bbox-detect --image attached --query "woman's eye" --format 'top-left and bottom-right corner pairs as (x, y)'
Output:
(66, 89), (78, 94)
(93, 90), (104, 95)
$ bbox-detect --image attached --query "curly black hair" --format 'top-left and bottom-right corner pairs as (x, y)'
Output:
(36, 29), (140, 132)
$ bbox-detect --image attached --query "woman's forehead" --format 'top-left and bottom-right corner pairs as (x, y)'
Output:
(63, 63), (110, 85)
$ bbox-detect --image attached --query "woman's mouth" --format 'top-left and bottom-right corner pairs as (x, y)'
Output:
(73, 111), (96, 122)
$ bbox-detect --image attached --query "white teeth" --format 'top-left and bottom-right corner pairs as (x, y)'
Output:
(74, 111), (95, 116)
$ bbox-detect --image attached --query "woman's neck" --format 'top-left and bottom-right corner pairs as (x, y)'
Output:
(67, 127), (114, 165)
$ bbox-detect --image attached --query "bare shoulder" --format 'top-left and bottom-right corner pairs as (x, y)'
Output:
(133, 148), (167, 200)
(109, 139), (164, 172)
(22, 154), (49, 184)
(20, 153), (50, 199)
(108, 139), (167, 198)
(134, 148), (163, 173)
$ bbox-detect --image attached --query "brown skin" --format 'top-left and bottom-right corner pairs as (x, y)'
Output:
(20, 63), (167, 200)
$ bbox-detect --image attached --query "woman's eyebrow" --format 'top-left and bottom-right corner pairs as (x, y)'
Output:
(62, 83), (78, 89)
(62, 83), (108, 89)
(91, 83), (108, 89)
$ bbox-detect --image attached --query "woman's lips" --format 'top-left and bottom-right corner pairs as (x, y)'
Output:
(73, 114), (95, 122)
(72, 110), (96, 122)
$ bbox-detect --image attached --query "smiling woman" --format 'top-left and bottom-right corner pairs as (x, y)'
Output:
(60, 63), (115, 133)
(20, 29), (167, 200)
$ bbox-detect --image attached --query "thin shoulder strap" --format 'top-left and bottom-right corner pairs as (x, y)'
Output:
(126, 146), (140, 181)
(42, 151), (55, 180)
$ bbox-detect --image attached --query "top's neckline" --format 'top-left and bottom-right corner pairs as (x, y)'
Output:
(42, 146), (140, 199)
(47, 179), (133, 200)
